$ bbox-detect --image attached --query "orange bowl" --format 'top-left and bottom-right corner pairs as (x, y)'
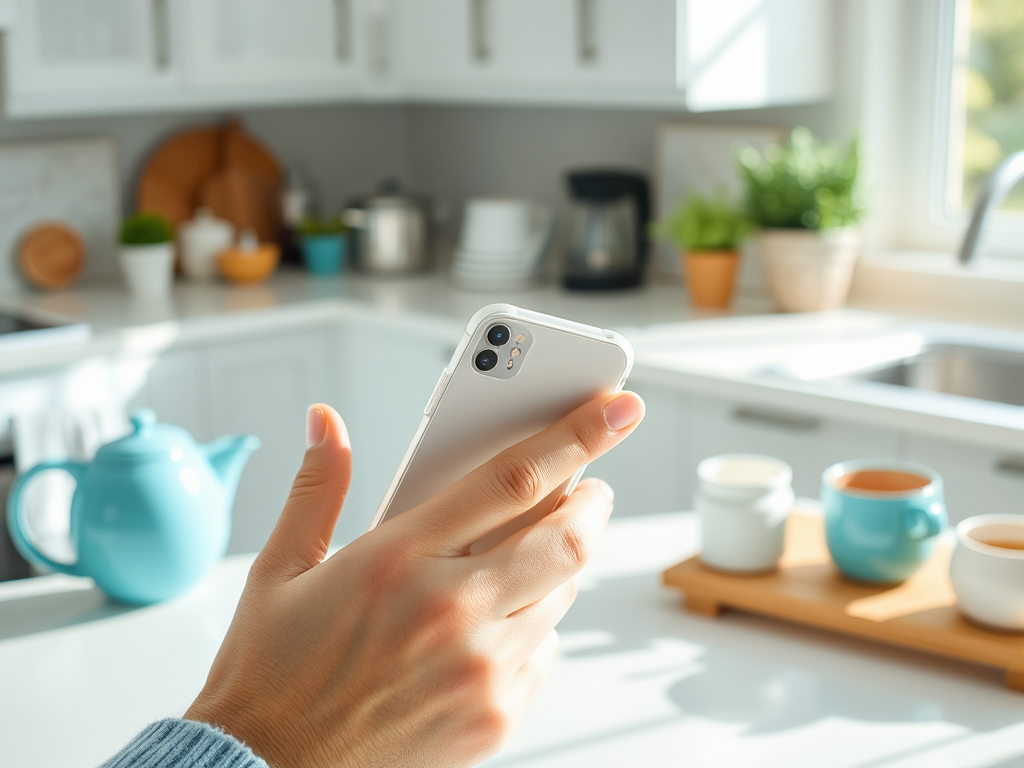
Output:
(217, 244), (280, 285)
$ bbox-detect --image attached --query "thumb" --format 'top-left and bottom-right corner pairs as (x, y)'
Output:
(257, 404), (352, 579)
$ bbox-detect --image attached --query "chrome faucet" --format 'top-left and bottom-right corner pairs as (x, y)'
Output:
(959, 151), (1024, 265)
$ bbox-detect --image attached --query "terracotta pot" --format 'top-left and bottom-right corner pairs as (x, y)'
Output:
(757, 228), (861, 312)
(681, 249), (739, 308)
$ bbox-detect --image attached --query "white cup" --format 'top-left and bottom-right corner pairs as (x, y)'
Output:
(696, 454), (795, 573)
(459, 198), (537, 255)
(950, 515), (1024, 632)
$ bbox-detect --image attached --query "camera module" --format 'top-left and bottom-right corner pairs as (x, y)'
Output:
(475, 349), (498, 371)
(486, 324), (511, 347)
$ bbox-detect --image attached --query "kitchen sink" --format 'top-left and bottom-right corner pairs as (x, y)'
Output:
(772, 327), (1024, 408)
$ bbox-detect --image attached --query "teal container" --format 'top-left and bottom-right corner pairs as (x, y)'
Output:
(301, 233), (346, 275)
(822, 460), (947, 584)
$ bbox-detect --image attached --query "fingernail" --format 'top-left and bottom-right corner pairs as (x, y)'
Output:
(306, 405), (327, 448)
(603, 393), (643, 431)
(596, 479), (615, 501)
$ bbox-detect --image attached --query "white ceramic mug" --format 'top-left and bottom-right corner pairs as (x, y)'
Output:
(459, 198), (542, 255)
(696, 454), (795, 573)
(950, 514), (1024, 632)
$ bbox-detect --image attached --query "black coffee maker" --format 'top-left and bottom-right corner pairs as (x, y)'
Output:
(562, 170), (651, 291)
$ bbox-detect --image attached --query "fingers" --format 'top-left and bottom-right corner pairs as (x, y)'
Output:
(474, 478), (613, 615)
(510, 629), (559, 714)
(255, 404), (352, 580)
(420, 392), (643, 553)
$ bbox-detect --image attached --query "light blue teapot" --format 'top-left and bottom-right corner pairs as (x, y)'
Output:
(6, 409), (259, 605)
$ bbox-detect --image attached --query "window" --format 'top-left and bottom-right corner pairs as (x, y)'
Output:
(947, 0), (1024, 216)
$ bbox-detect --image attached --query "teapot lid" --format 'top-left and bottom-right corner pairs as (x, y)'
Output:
(95, 409), (199, 467)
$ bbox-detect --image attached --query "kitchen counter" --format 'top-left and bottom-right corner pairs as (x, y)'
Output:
(4, 509), (1024, 768)
(2, 268), (1023, 458)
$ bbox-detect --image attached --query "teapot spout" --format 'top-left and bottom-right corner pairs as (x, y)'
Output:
(202, 434), (261, 507)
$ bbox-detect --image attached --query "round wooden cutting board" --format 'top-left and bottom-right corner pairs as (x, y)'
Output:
(18, 222), (86, 290)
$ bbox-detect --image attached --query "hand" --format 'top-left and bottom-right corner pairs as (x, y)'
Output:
(185, 391), (645, 767)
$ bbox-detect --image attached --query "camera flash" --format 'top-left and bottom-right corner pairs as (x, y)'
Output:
(516, 334), (525, 343)
(506, 359), (514, 370)
(510, 348), (521, 358)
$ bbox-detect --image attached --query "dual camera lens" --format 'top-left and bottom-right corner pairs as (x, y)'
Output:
(475, 324), (512, 371)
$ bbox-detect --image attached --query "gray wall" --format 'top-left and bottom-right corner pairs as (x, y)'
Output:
(0, 99), (843, 223)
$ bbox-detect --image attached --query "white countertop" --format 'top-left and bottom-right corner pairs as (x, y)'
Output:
(2, 269), (1024, 450)
(4, 510), (1024, 768)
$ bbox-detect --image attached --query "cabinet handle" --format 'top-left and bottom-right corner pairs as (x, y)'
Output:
(577, 0), (598, 63)
(471, 0), (490, 63)
(152, 0), (170, 70)
(996, 457), (1024, 479)
(369, 0), (389, 75)
(334, 0), (352, 63)
(732, 406), (822, 433)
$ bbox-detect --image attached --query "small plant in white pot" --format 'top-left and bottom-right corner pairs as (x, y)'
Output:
(119, 213), (175, 298)
(738, 127), (864, 312)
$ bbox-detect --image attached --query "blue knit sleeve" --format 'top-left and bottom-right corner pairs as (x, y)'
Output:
(100, 718), (268, 768)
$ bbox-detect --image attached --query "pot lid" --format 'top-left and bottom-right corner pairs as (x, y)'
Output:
(95, 409), (199, 467)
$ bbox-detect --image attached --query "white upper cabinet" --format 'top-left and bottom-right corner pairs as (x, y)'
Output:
(0, 0), (832, 116)
(4, 0), (186, 116)
(186, 0), (362, 90)
(396, 0), (680, 106)
(682, 0), (833, 112)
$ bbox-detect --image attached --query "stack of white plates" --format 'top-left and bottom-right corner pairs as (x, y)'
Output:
(450, 198), (554, 292)
(450, 248), (544, 291)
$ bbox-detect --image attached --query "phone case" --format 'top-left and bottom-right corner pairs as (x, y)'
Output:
(370, 304), (633, 550)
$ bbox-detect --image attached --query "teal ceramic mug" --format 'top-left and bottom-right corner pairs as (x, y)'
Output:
(822, 460), (947, 584)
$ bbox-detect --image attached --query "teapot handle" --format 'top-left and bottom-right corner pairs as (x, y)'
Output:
(6, 459), (88, 577)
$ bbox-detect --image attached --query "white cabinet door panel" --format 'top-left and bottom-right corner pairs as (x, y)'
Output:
(333, 321), (455, 546)
(583, 382), (685, 516)
(903, 436), (1024, 525)
(686, 395), (900, 500)
(126, 348), (212, 443)
(572, 0), (678, 89)
(186, 0), (361, 86)
(206, 331), (332, 555)
(6, 0), (184, 97)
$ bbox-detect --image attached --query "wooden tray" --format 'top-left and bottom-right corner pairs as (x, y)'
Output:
(662, 514), (1024, 691)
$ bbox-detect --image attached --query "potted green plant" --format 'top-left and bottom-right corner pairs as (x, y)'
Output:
(298, 215), (347, 276)
(118, 213), (175, 298)
(738, 126), (864, 312)
(654, 191), (752, 308)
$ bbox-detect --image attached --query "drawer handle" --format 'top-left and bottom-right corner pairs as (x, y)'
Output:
(732, 407), (821, 433)
(471, 0), (490, 63)
(334, 0), (352, 62)
(152, 0), (170, 70)
(996, 458), (1024, 479)
(577, 0), (598, 63)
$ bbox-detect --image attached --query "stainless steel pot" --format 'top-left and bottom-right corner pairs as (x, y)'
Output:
(343, 188), (431, 274)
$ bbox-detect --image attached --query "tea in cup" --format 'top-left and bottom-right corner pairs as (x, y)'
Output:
(822, 460), (946, 583)
(950, 515), (1024, 632)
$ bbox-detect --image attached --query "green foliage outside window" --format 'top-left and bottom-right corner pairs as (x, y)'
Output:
(961, 0), (1024, 211)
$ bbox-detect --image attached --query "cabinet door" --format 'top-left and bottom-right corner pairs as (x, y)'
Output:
(186, 0), (361, 87)
(397, 0), (574, 89)
(205, 330), (332, 555)
(582, 381), (686, 516)
(686, 395), (900, 500)
(570, 0), (678, 92)
(126, 347), (213, 442)
(903, 436), (1024, 526)
(333, 319), (456, 546)
(6, 0), (184, 114)
(683, 0), (833, 111)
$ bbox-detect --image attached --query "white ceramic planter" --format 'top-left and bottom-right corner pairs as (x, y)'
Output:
(950, 514), (1024, 632)
(757, 228), (861, 312)
(696, 454), (795, 574)
(119, 243), (174, 298)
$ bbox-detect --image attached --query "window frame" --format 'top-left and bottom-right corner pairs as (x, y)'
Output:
(876, 0), (1024, 260)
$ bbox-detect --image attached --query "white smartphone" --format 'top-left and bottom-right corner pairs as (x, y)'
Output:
(369, 303), (634, 551)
